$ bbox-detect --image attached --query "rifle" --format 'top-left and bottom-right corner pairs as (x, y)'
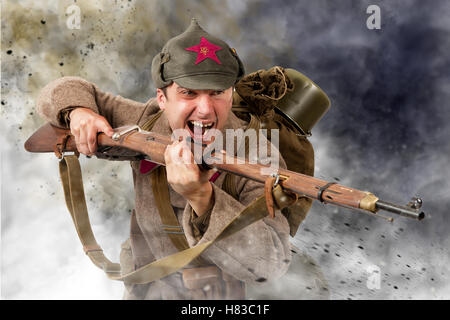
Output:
(25, 123), (425, 222)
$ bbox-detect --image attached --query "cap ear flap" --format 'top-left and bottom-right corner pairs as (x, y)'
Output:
(230, 48), (245, 83)
(151, 52), (172, 88)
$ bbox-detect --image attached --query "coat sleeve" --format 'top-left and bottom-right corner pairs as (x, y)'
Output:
(35, 76), (153, 128)
(182, 155), (292, 284)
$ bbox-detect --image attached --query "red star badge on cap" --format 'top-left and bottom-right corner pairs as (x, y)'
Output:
(185, 37), (223, 65)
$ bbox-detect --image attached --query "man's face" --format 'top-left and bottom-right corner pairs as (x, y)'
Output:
(156, 82), (233, 140)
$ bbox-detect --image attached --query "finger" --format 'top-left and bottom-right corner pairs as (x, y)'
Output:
(164, 141), (181, 165)
(78, 120), (90, 155)
(71, 124), (80, 142)
(179, 142), (194, 165)
(71, 125), (82, 153)
(167, 141), (185, 164)
(96, 118), (114, 137)
(87, 125), (98, 154)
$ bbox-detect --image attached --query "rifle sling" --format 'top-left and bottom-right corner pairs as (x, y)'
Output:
(151, 166), (190, 252)
(142, 110), (195, 256)
(59, 154), (277, 284)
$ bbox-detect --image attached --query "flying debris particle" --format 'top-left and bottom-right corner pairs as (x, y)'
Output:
(59, 62), (64, 66)
(255, 278), (267, 283)
(397, 254), (402, 258)
(394, 286), (398, 289)
(41, 20), (46, 24)
(247, 268), (254, 273)
(344, 223), (351, 227)
(7, 50), (12, 55)
(358, 246), (364, 250)
(283, 259), (290, 264)
(335, 253), (341, 257)
(334, 177), (340, 181)
(87, 42), (95, 50)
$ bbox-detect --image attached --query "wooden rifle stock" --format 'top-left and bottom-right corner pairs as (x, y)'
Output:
(25, 123), (425, 222)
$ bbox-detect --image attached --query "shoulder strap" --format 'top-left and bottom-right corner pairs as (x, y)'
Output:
(222, 112), (261, 199)
(141, 109), (163, 131)
(151, 166), (190, 251)
(58, 154), (274, 284)
(139, 110), (192, 253)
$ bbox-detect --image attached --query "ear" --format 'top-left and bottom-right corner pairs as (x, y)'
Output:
(156, 88), (166, 110)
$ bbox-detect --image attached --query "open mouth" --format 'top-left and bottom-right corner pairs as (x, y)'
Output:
(186, 120), (216, 140)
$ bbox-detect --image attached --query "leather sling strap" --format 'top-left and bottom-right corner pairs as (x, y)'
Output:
(141, 110), (192, 253)
(59, 154), (275, 284)
(151, 166), (190, 251)
(59, 155), (122, 276)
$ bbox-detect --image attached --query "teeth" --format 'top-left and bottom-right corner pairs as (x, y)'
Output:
(190, 120), (213, 128)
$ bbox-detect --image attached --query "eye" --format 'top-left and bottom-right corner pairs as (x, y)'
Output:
(211, 90), (224, 96)
(179, 90), (196, 98)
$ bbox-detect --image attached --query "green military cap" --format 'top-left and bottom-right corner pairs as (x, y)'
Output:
(151, 18), (245, 90)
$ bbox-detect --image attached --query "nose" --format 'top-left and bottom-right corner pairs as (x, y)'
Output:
(196, 94), (214, 117)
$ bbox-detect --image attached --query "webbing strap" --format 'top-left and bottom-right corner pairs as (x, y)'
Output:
(222, 112), (261, 200)
(142, 110), (192, 252)
(151, 166), (190, 251)
(59, 156), (121, 275)
(141, 110), (163, 131)
(59, 154), (274, 284)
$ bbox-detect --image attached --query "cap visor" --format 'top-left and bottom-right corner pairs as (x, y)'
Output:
(173, 73), (236, 90)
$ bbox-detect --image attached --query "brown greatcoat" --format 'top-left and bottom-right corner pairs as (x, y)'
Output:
(36, 76), (291, 300)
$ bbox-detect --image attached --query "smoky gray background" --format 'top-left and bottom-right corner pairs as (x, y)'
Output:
(1, 0), (449, 299)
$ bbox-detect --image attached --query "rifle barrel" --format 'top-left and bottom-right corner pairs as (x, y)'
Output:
(376, 200), (425, 220)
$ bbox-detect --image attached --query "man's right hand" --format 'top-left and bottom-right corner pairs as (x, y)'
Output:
(69, 108), (114, 156)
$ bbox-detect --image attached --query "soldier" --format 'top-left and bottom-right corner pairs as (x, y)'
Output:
(36, 19), (291, 299)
